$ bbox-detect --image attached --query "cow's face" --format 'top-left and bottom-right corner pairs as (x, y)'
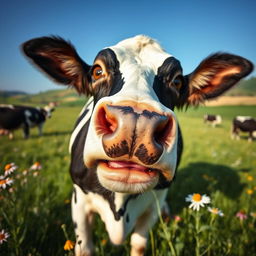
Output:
(83, 37), (183, 193)
(22, 35), (253, 194)
(43, 105), (55, 119)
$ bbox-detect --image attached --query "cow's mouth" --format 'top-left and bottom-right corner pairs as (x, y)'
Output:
(97, 160), (159, 193)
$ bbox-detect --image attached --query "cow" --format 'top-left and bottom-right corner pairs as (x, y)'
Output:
(0, 104), (54, 139)
(22, 35), (253, 256)
(204, 114), (222, 127)
(232, 116), (256, 141)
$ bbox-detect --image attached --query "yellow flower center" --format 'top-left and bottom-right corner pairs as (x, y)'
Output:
(192, 193), (202, 202)
(0, 180), (7, 185)
(247, 175), (253, 181)
(64, 240), (75, 251)
(211, 208), (219, 214)
(247, 189), (253, 195)
(5, 164), (11, 171)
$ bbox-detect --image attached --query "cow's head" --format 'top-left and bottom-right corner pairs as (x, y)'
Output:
(23, 35), (253, 194)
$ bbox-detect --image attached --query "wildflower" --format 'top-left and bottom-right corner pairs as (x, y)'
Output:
(33, 171), (39, 177)
(64, 240), (75, 251)
(64, 199), (71, 204)
(0, 178), (13, 189)
(4, 163), (17, 176)
(0, 229), (9, 244)
(236, 210), (247, 221)
(246, 189), (253, 195)
(185, 193), (211, 211)
(173, 215), (182, 223)
(101, 238), (107, 245)
(250, 212), (256, 218)
(8, 187), (15, 193)
(22, 170), (28, 176)
(247, 175), (254, 182)
(30, 162), (42, 170)
(208, 207), (224, 216)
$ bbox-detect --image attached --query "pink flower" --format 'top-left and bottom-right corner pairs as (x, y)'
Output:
(173, 215), (182, 223)
(236, 210), (247, 221)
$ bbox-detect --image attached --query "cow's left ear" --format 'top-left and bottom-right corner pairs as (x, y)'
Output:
(22, 36), (91, 94)
(185, 53), (253, 105)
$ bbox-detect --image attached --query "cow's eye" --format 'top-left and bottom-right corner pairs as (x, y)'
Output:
(92, 65), (103, 80)
(172, 76), (183, 90)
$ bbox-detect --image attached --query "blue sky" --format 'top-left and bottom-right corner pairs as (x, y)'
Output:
(1, 0), (255, 94)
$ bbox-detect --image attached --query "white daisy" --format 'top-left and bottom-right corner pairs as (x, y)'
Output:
(185, 193), (211, 211)
(0, 229), (9, 244)
(4, 163), (18, 176)
(0, 177), (14, 189)
(208, 207), (224, 216)
(30, 162), (42, 170)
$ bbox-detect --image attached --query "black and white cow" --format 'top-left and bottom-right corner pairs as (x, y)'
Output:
(0, 104), (54, 139)
(22, 35), (253, 256)
(232, 116), (256, 141)
(204, 114), (222, 127)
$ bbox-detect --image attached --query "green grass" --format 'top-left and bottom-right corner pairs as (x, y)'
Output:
(0, 105), (255, 255)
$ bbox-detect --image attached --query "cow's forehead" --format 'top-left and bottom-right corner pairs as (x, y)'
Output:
(109, 35), (172, 72)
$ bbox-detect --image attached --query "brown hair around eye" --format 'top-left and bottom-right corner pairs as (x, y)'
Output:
(92, 65), (104, 80)
(172, 76), (183, 90)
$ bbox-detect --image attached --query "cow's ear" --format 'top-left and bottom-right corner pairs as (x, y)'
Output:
(22, 36), (91, 95)
(184, 53), (253, 105)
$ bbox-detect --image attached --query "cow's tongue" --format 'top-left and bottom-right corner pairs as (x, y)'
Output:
(108, 161), (148, 172)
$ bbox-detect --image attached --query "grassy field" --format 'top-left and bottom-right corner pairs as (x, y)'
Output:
(0, 104), (255, 255)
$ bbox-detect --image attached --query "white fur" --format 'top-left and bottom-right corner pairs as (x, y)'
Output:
(69, 97), (94, 153)
(236, 116), (252, 122)
(71, 35), (179, 255)
(83, 35), (178, 183)
(72, 184), (167, 253)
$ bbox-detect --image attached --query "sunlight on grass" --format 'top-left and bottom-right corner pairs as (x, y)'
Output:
(0, 105), (256, 255)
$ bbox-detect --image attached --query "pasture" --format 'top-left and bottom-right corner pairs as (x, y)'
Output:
(0, 103), (255, 255)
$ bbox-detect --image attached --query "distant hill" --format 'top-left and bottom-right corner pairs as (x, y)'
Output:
(225, 76), (256, 96)
(0, 90), (28, 97)
(0, 77), (255, 107)
(0, 88), (88, 107)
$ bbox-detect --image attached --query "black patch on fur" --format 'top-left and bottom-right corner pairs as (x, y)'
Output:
(90, 49), (124, 104)
(117, 195), (138, 219)
(73, 221), (78, 229)
(74, 109), (89, 129)
(73, 187), (77, 204)
(153, 57), (187, 109)
(126, 214), (130, 223)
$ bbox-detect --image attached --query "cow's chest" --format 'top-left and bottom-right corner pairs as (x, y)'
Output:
(73, 184), (167, 244)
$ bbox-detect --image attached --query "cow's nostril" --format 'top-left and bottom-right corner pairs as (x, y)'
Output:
(96, 106), (118, 135)
(154, 117), (173, 147)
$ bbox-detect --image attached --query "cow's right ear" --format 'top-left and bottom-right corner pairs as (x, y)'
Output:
(22, 36), (91, 95)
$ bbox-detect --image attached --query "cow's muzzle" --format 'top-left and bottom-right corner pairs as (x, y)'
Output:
(95, 103), (173, 165)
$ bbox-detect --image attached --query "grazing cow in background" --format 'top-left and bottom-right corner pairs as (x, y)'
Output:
(232, 116), (256, 141)
(0, 104), (54, 139)
(204, 114), (222, 127)
(22, 35), (253, 256)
